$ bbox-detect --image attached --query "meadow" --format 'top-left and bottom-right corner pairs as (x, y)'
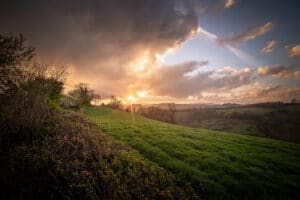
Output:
(85, 106), (300, 199)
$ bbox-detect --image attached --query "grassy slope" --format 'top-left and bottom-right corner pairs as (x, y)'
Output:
(85, 106), (300, 200)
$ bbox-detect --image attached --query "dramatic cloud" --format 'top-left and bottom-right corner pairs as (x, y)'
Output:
(0, 1), (298, 104)
(261, 40), (277, 53)
(288, 44), (300, 58)
(218, 22), (274, 45)
(258, 65), (289, 77)
(144, 63), (256, 98)
(0, 0), (200, 95)
(139, 63), (300, 103)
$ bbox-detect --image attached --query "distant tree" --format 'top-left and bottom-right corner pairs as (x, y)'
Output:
(68, 83), (95, 107)
(92, 94), (102, 105)
(108, 95), (122, 109)
(291, 98), (297, 104)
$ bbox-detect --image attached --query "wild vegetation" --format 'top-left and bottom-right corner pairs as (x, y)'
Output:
(85, 106), (300, 200)
(0, 34), (184, 199)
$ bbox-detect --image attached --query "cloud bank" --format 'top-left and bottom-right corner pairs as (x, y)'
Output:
(143, 62), (256, 98)
(258, 65), (300, 79)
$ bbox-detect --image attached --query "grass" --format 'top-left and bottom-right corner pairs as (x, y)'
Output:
(84, 106), (300, 200)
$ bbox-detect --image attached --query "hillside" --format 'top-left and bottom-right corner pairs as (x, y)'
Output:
(85, 106), (300, 200)
(173, 104), (300, 143)
(139, 103), (300, 143)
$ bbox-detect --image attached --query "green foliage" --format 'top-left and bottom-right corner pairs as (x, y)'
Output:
(85, 106), (300, 200)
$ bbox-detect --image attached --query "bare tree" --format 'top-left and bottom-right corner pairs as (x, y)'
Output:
(291, 98), (297, 104)
(108, 95), (122, 109)
(68, 83), (95, 107)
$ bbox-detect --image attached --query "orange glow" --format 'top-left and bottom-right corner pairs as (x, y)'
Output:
(127, 96), (136, 103)
(137, 90), (147, 98)
(136, 58), (149, 71)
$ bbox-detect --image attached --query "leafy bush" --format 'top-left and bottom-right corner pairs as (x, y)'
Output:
(67, 83), (96, 107)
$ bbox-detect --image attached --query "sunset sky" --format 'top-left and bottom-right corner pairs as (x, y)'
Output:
(1, 0), (299, 104)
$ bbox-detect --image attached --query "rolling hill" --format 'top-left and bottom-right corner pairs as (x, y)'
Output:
(85, 106), (300, 199)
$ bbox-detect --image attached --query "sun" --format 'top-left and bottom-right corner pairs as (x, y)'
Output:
(137, 90), (147, 98)
(127, 96), (136, 103)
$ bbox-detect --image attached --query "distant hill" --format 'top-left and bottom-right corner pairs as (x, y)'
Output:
(143, 103), (241, 110)
(137, 103), (300, 143)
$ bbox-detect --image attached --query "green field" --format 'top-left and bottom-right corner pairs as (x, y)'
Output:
(84, 106), (300, 199)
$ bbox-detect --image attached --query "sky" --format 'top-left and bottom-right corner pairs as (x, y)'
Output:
(0, 0), (300, 104)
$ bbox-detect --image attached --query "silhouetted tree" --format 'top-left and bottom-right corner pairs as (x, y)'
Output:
(68, 83), (95, 107)
(0, 34), (34, 68)
(0, 34), (34, 97)
(291, 98), (297, 104)
(108, 95), (122, 109)
(0, 34), (66, 132)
